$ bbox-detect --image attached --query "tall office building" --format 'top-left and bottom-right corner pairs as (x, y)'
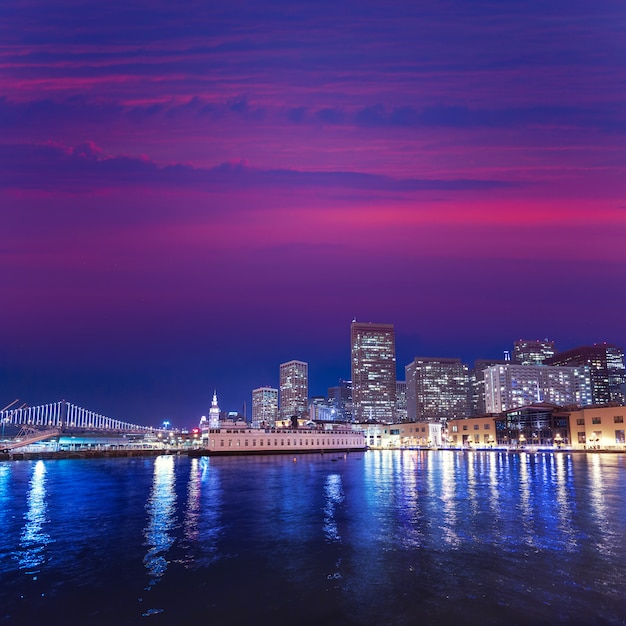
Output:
(484, 363), (592, 413)
(351, 321), (396, 421)
(470, 359), (509, 416)
(513, 339), (556, 365)
(546, 343), (626, 405)
(252, 387), (279, 426)
(395, 381), (407, 422)
(279, 360), (309, 420)
(405, 357), (470, 422)
(327, 379), (352, 422)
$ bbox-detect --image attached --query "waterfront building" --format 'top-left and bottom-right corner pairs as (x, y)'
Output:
(359, 420), (442, 448)
(327, 379), (352, 422)
(405, 357), (470, 422)
(567, 405), (626, 450)
(350, 321), (397, 421)
(513, 339), (556, 365)
(484, 363), (592, 413)
(208, 391), (221, 429)
(279, 360), (309, 420)
(494, 403), (571, 447)
(546, 343), (626, 405)
(252, 387), (278, 426)
(447, 416), (497, 446)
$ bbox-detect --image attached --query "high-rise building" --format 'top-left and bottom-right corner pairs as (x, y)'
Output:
(470, 359), (509, 416)
(327, 379), (352, 422)
(546, 343), (626, 405)
(513, 339), (556, 365)
(350, 321), (396, 421)
(252, 387), (278, 426)
(279, 360), (309, 420)
(484, 364), (592, 413)
(395, 381), (407, 422)
(405, 357), (470, 422)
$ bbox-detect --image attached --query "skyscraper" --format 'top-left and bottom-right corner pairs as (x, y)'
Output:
(405, 357), (470, 422)
(279, 360), (309, 420)
(470, 358), (509, 416)
(350, 321), (396, 421)
(546, 343), (626, 405)
(513, 339), (556, 365)
(327, 379), (352, 422)
(252, 387), (279, 426)
(395, 381), (407, 422)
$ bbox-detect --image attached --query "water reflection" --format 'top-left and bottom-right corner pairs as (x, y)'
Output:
(487, 453), (502, 543)
(440, 451), (460, 547)
(588, 454), (610, 554)
(143, 455), (177, 588)
(518, 453), (535, 548)
(0, 464), (10, 528)
(323, 473), (344, 543)
(19, 460), (51, 572)
(554, 453), (576, 551)
(184, 457), (201, 543)
(184, 456), (223, 567)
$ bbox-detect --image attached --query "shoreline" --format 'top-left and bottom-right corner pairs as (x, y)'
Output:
(2, 446), (624, 461)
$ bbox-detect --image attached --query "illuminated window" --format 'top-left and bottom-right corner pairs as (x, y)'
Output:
(578, 432), (586, 443)
(616, 430), (625, 444)
(452, 425), (458, 432)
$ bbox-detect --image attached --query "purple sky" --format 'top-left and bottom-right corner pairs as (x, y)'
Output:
(1, 0), (625, 427)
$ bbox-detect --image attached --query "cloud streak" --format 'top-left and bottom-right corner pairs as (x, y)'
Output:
(0, 142), (513, 193)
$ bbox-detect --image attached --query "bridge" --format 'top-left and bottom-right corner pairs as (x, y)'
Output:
(1, 399), (162, 451)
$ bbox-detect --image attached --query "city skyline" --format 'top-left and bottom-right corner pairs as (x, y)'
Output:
(2, 0), (625, 425)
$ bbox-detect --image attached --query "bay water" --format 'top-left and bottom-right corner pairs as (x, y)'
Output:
(1, 450), (625, 625)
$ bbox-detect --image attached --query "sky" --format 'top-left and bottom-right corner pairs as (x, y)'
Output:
(1, 0), (625, 427)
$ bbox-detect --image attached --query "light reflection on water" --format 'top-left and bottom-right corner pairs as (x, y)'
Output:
(554, 453), (577, 551)
(18, 460), (51, 572)
(323, 473), (344, 543)
(189, 456), (222, 567)
(440, 450), (460, 547)
(518, 452), (535, 548)
(143, 455), (177, 588)
(0, 464), (10, 529)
